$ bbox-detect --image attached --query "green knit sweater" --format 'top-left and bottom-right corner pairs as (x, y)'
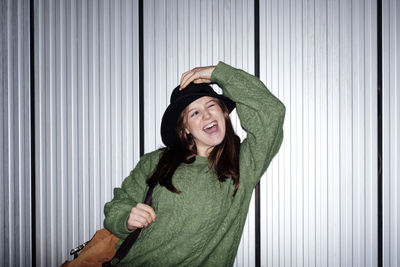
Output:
(104, 62), (285, 266)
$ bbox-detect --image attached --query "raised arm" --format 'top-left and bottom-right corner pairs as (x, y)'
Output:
(211, 62), (285, 188)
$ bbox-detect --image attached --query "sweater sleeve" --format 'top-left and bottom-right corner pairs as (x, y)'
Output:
(103, 150), (160, 239)
(211, 62), (285, 188)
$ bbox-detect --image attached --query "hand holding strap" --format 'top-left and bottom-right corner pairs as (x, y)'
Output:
(103, 186), (155, 267)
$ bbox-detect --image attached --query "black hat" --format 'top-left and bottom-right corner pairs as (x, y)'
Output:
(161, 83), (235, 147)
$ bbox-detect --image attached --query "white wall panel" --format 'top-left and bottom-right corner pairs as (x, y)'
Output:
(27, 0), (400, 266)
(0, 0), (32, 266)
(259, 0), (378, 266)
(34, 0), (140, 265)
(383, 0), (400, 266)
(143, 0), (255, 266)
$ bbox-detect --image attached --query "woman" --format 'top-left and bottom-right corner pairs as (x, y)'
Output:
(104, 62), (285, 266)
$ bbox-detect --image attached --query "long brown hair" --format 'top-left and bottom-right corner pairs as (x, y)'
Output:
(147, 99), (241, 196)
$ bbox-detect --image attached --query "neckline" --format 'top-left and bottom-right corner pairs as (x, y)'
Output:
(191, 155), (209, 166)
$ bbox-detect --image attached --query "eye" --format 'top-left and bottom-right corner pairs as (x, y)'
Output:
(190, 111), (199, 117)
(208, 104), (215, 108)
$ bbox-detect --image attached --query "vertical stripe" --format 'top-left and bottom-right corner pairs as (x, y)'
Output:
(139, 0), (144, 157)
(1, 0), (32, 266)
(30, 0), (36, 265)
(254, 0), (261, 266)
(377, 0), (383, 265)
(382, 0), (400, 266)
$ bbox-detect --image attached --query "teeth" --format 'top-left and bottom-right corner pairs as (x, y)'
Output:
(204, 122), (216, 130)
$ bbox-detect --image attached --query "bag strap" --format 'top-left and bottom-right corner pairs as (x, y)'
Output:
(103, 185), (155, 267)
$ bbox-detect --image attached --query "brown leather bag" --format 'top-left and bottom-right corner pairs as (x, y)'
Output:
(61, 229), (119, 267)
(61, 185), (155, 267)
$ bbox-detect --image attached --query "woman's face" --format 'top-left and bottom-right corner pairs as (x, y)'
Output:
(184, 96), (226, 157)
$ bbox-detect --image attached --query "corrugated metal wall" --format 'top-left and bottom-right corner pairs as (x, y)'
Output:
(33, 0), (140, 265)
(142, 1), (256, 265)
(383, 0), (400, 266)
(259, 0), (379, 266)
(0, 0), (32, 266)
(3, 0), (400, 266)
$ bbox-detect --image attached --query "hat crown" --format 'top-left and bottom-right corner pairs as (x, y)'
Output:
(170, 83), (217, 104)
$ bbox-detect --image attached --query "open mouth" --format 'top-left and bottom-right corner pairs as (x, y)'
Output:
(203, 121), (218, 134)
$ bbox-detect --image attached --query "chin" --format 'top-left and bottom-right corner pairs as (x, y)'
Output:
(206, 137), (225, 148)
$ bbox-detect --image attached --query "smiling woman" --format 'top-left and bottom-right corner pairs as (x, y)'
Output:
(103, 61), (286, 266)
(184, 96), (227, 156)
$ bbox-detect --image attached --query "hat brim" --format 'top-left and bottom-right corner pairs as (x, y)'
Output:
(161, 93), (235, 147)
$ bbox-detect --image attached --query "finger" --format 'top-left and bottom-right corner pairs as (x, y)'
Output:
(179, 70), (192, 86)
(128, 216), (148, 229)
(129, 207), (152, 226)
(192, 78), (211, 84)
(180, 66), (215, 89)
(181, 72), (201, 89)
(180, 71), (197, 90)
(181, 68), (204, 88)
(180, 67), (201, 82)
(134, 215), (149, 227)
(127, 212), (148, 229)
(136, 203), (156, 222)
(126, 222), (137, 231)
(179, 70), (192, 84)
(132, 206), (154, 224)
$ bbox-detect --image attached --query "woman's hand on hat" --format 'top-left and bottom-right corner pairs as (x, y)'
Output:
(126, 203), (156, 231)
(179, 66), (216, 90)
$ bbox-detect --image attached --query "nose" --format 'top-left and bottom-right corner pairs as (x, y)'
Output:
(203, 109), (211, 120)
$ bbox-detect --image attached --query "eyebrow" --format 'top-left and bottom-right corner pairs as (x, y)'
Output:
(187, 99), (216, 114)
